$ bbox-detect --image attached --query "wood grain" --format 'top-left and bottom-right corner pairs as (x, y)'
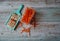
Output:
(0, 1), (60, 41)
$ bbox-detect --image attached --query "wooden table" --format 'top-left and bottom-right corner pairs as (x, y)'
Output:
(0, 1), (60, 41)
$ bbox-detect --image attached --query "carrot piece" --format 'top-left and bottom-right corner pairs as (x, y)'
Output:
(21, 7), (35, 24)
(21, 27), (30, 37)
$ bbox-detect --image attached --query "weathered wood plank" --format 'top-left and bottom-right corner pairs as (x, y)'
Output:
(0, 1), (60, 41)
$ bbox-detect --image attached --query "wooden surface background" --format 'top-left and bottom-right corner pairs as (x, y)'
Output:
(0, 0), (60, 41)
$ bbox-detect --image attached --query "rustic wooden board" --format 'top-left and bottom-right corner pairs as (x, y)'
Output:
(0, 1), (60, 41)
